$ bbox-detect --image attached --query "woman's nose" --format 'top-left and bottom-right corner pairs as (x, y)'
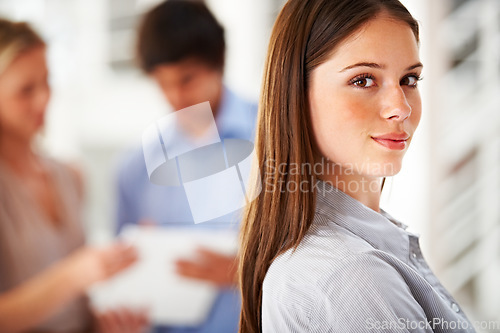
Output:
(380, 86), (412, 121)
(34, 83), (50, 115)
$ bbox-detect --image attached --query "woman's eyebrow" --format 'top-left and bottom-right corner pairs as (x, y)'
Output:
(339, 62), (423, 72)
(406, 62), (423, 71)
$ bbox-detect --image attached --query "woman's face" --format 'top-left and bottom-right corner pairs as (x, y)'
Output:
(0, 45), (50, 142)
(309, 14), (422, 178)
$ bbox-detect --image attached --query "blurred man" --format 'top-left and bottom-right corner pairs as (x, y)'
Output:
(115, 1), (257, 332)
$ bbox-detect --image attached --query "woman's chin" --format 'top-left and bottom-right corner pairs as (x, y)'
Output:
(362, 160), (403, 178)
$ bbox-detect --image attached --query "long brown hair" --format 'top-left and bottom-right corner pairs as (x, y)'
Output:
(238, 0), (419, 332)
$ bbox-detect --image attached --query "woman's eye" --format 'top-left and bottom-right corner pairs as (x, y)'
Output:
(352, 77), (375, 88)
(401, 75), (420, 87)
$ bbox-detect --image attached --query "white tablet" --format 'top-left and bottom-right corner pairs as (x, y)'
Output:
(88, 225), (238, 326)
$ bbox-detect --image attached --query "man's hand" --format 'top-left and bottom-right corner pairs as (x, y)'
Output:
(94, 308), (149, 333)
(175, 248), (238, 288)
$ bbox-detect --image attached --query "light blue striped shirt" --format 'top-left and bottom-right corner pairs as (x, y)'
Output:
(262, 180), (476, 332)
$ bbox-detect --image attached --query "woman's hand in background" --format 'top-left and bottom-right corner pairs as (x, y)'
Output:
(0, 243), (138, 333)
(65, 243), (139, 292)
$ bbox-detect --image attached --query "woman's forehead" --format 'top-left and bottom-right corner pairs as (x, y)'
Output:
(321, 15), (420, 73)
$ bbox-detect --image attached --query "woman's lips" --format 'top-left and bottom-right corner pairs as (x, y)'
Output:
(371, 137), (408, 150)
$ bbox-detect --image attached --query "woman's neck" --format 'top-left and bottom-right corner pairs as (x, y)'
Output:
(0, 134), (38, 175)
(317, 163), (382, 213)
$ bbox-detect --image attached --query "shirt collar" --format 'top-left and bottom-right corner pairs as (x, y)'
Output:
(314, 179), (410, 264)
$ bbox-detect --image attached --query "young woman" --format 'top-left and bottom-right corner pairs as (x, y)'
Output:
(0, 19), (147, 333)
(239, 0), (476, 332)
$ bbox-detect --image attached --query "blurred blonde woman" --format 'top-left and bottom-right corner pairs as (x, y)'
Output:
(0, 19), (147, 333)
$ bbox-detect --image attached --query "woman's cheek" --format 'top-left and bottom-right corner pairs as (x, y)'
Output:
(334, 98), (371, 123)
(408, 94), (422, 128)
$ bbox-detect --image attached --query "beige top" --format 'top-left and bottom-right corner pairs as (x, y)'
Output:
(0, 156), (92, 332)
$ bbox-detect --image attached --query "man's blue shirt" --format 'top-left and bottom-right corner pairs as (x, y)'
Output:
(115, 87), (257, 333)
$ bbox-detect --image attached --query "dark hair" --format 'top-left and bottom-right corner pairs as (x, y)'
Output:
(137, 0), (225, 73)
(238, 0), (419, 332)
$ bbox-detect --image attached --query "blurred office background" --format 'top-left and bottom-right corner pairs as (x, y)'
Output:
(0, 0), (498, 331)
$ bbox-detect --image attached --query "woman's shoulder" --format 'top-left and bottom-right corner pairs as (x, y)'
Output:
(266, 216), (375, 275)
(262, 226), (418, 331)
(263, 215), (411, 301)
(263, 247), (428, 332)
(41, 156), (85, 200)
(264, 225), (366, 297)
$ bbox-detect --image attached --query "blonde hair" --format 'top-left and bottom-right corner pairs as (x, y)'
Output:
(0, 18), (45, 76)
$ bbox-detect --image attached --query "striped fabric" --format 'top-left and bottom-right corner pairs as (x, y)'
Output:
(261, 180), (476, 332)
